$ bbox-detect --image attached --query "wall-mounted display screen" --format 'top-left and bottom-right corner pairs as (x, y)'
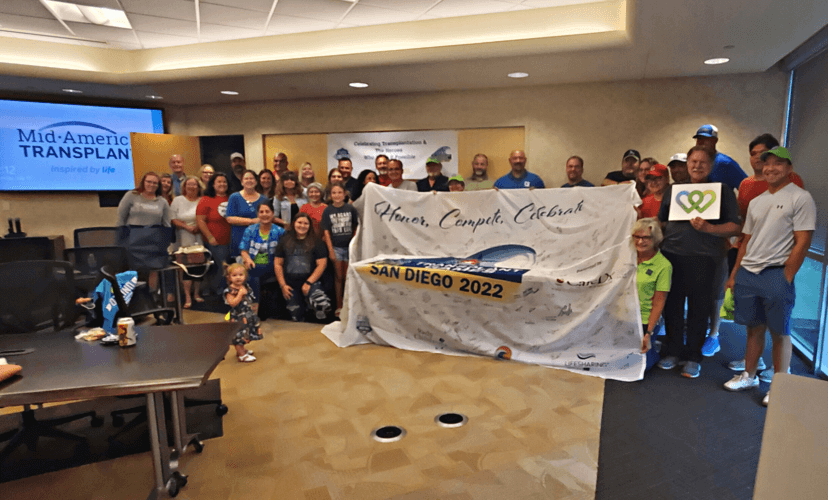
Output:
(0, 99), (164, 191)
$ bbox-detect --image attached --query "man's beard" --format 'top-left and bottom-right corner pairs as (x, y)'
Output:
(378, 168), (388, 175)
(472, 169), (487, 179)
(428, 171), (440, 178)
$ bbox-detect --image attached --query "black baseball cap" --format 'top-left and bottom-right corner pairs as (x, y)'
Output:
(622, 149), (640, 161)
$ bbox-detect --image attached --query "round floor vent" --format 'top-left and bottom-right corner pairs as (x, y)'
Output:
(435, 412), (468, 428)
(371, 425), (406, 443)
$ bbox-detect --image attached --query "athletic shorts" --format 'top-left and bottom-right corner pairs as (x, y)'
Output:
(733, 266), (794, 336)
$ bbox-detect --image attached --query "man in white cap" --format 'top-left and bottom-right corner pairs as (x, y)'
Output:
(693, 124), (747, 190)
(667, 153), (690, 184)
(228, 152), (246, 194)
(722, 146), (815, 406)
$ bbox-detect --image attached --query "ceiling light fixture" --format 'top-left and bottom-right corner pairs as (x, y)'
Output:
(704, 58), (730, 65)
(41, 0), (132, 29)
(220, 90), (239, 95)
(507, 72), (529, 78)
(146, 95), (163, 100)
(62, 88), (83, 93)
(349, 82), (369, 88)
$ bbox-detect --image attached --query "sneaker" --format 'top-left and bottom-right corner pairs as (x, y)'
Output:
(762, 392), (769, 407)
(245, 349), (254, 356)
(702, 336), (721, 357)
(657, 355), (679, 370)
(724, 371), (759, 391)
(681, 361), (701, 378)
(728, 357), (767, 372)
(237, 353), (256, 363)
(758, 367), (790, 383)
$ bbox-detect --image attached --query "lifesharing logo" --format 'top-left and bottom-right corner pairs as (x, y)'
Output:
(676, 189), (716, 214)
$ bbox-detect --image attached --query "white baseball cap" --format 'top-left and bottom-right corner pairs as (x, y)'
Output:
(668, 153), (687, 165)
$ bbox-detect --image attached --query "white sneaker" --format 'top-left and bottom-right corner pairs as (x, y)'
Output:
(724, 371), (759, 392)
(727, 358), (767, 372)
(237, 353), (256, 363)
(762, 392), (769, 407)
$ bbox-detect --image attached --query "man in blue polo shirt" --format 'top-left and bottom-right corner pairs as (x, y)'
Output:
(693, 124), (747, 191)
(494, 150), (545, 189)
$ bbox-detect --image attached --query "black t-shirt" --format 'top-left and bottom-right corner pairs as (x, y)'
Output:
(604, 170), (633, 183)
(227, 173), (243, 195)
(416, 175), (449, 192)
(275, 238), (327, 282)
(321, 204), (359, 248)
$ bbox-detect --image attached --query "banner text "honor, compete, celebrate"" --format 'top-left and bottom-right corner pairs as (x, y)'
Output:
(373, 200), (585, 232)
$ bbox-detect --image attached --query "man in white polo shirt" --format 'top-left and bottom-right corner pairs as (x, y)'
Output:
(722, 146), (815, 406)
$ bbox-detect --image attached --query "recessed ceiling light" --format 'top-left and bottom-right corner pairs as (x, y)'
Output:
(704, 58), (730, 65)
(146, 95), (163, 100)
(507, 72), (529, 78)
(42, 0), (132, 29)
(62, 88), (82, 93)
(220, 90), (239, 95)
(349, 82), (369, 88)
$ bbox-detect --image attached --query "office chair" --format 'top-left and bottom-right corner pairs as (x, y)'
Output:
(0, 260), (103, 464)
(63, 246), (130, 296)
(73, 226), (120, 248)
(0, 237), (54, 264)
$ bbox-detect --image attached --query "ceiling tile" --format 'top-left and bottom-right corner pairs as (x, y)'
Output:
(273, 0), (353, 23)
(426, 0), (514, 17)
(68, 23), (140, 44)
(0, 2), (54, 19)
(340, 3), (420, 27)
(199, 23), (262, 41)
(120, 0), (196, 22)
(198, 3), (267, 29)
(201, 0), (275, 13)
(521, 0), (604, 7)
(265, 15), (338, 35)
(358, 0), (441, 14)
(0, 13), (71, 37)
(127, 13), (197, 37)
(135, 30), (199, 48)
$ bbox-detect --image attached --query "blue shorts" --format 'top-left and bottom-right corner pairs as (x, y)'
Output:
(733, 266), (794, 335)
(334, 246), (349, 262)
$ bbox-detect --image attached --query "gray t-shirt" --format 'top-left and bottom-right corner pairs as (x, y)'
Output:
(657, 183), (740, 258)
(117, 191), (171, 227)
(741, 183), (816, 274)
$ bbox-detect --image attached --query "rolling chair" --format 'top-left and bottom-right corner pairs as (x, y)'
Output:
(73, 227), (120, 248)
(0, 260), (103, 464)
(63, 246), (130, 296)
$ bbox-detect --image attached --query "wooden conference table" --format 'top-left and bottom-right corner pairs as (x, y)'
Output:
(0, 322), (241, 498)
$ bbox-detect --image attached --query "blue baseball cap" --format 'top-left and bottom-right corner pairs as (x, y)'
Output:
(693, 124), (719, 139)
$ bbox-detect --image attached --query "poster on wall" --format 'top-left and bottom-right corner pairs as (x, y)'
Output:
(326, 130), (458, 180)
(322, 183), (646, 382)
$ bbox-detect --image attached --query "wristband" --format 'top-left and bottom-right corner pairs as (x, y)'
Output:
(305, 281), (313, 286)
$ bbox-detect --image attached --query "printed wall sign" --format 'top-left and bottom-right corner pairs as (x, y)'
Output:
(668, 182), (722, 221)
(322, 183), (646, 381)
(326, 130), (458, 180)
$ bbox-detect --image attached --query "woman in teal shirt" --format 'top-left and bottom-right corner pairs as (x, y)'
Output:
(239, 201), (285, 310)
(634, 217), (672, 371)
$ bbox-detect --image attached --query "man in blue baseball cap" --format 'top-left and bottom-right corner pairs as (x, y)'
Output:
(693, 124), (747, 191)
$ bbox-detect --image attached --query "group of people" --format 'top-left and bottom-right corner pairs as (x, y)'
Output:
(627, 125), (814, 408)
(116, 125), (815, 395)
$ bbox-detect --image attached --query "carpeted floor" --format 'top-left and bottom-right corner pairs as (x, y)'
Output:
(595, 320), (813, 500)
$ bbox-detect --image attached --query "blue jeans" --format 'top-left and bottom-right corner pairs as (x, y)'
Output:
(247, 263), (275, 304)
(285, 278), (329, 321)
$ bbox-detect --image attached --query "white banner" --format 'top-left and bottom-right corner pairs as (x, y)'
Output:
(327, 130), (458, 180)
(322, 184), (646, 381)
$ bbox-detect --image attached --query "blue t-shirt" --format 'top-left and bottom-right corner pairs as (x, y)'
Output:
(494, 171), (545, 189)
(561, 179), (594, 188)
(226, 192), (268, 256)
(710, 152), (747, 191)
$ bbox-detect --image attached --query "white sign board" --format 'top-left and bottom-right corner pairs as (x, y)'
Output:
(668, 182), (722, 221)
(327, 130), (458, 180)
(322, 183), (646, 382)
